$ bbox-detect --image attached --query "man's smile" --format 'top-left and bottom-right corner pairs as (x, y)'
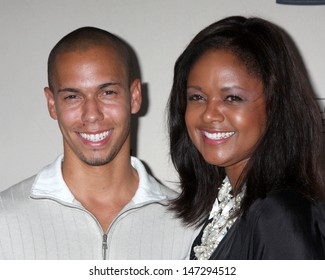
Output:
(79, 130), (112, 143)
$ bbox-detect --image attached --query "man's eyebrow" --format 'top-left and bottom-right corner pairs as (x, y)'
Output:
(98, 82), (122, 89)
(57, 87), (80, 94)
(56, 82), (122, 94)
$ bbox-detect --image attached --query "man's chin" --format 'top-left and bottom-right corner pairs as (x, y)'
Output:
(79, 152), (117, 167)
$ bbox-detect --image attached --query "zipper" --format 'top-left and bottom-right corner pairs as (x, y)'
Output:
(103, 202), (166, 256)
(102, 233), (108, 260)
(31, 195), (167, 259)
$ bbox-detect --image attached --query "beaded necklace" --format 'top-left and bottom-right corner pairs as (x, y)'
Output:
(193, 177), (245, 260)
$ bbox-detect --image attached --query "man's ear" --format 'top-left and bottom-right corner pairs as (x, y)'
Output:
(44, 87), (58, 120)
(130, 79), (142, 114)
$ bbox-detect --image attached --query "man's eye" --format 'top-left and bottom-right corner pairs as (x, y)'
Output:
(64, 95), (78, 100)
(104, 90), (117, 95)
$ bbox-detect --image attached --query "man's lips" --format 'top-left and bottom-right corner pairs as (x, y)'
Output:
(78, 130), (112, 143)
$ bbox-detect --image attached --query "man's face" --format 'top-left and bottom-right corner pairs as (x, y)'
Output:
(45, 46), (141, 166)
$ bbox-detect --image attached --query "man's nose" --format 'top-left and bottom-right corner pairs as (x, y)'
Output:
(81, 98), (104, 123)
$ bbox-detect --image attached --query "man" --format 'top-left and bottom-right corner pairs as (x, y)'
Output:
(0, 27), (197, 259)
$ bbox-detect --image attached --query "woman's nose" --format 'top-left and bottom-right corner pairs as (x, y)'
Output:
(202, 100), (225, 123)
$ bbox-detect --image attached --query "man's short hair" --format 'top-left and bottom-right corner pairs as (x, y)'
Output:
(47, 26), (136, 90)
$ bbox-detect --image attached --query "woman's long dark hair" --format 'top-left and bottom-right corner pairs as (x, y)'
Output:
(167, 16), (325, 227)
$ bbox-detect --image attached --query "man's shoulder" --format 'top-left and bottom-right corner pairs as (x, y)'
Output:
(155, 182), (179, 199)
(131, 156), (180, 201)
(145, 171), (180, 201)
(0, 175), (36, 206)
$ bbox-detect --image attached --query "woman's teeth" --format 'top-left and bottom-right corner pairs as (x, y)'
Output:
(203, 131), (235, 140)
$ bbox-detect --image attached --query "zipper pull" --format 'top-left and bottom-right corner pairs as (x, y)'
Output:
(102, 233), (108, 260)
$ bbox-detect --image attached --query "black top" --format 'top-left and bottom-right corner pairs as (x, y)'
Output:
(190, 190), (325, 259)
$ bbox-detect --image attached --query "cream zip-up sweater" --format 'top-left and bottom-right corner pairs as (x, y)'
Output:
(0, 155), (198, 259)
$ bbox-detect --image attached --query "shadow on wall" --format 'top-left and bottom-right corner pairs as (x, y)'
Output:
(120, 35), (157, 179)
(117, 35), (147, 159)
(130, 82), (159, 181)
(130, 83), (149, 159)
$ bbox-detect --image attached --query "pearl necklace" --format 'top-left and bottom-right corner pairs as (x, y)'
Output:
(194, 177), (245, 260)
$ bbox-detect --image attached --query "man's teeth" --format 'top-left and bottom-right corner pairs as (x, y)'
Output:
(203, 131), (235, 140)
(80, 131), (110, 142)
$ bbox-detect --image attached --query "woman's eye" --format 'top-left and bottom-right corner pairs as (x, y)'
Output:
(187, 94), (205, 102)
(225, 95), (243, 102)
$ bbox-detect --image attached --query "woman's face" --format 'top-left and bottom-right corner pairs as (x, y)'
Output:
(185, 49), (266, 184)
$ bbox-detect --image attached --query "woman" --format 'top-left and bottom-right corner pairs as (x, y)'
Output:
(168, 16), (325, 259)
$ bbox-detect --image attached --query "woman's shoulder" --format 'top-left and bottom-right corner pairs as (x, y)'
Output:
(241, 189), (325, 259)
(245, 189), (325, 227)
(249, 189), (325, 218)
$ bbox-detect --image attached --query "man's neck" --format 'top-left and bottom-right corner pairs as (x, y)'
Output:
(61, 153), (139, 231)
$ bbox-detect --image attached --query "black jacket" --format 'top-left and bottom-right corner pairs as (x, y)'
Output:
(191, 190), (325, 259)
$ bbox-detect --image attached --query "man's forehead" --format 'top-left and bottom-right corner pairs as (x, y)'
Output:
(52, 46), (127, 76)
(55, 43), (120, 58)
